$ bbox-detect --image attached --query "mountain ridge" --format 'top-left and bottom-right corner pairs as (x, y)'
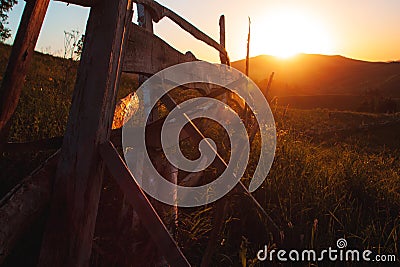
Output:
(231, 53), (400, 97)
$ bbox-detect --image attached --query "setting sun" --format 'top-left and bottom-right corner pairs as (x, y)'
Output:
(252, 8), (334, 58)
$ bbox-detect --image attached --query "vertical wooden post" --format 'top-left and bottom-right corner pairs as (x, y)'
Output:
(137, 3), (155, 120)
(0, 0), (50, 149)
(219, 15), (229, 103)
(138, 1), (178, 237)
(38, 0), (132, 266)
(245, 17), (251, 77)
(219, 15), (228, 65)
(244, 17), (251, 124)
(203, 18), (232, 260)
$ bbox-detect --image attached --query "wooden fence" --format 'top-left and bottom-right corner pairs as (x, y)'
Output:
(0, 0), (280, 266)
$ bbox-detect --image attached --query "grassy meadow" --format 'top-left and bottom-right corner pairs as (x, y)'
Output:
(0, 43), (399, 266)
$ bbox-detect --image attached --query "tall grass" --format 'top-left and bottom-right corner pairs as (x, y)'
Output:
(1, 43), (398, 266)
(172, 106), (399, 266)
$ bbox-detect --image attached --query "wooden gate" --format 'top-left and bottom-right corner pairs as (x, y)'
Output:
(0, 0), (280, 266)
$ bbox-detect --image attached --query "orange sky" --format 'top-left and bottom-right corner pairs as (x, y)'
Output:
(7, 0), (400, 63)
(153, 0), (400, 62)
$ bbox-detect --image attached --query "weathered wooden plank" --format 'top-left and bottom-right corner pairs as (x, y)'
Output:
(122, 23), (196, 75)
(38, 0), (133, 266)
(2, 115), (180, 154)
(26, 0), (97, 7)
(2, 137), (63, 153)
(98, 141), (191, 267)
(0, 0), (50, 150)
(133, 0), (228, 58)
(54, 0), (97, 7)
(219, 15), (230, 65)
(118, 116), (191, 151)
(48, 0), (229, 60)
(0, 151), (59, 264)
(123, 23), (213, 94)
(24, 0), (96, 7)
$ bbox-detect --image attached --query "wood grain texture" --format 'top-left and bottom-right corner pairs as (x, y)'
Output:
(0, 0), (50, 149)
(28, 0), (97, 7)
(99, 141), (191, 267)
(0, 152), (59, 264)
(122, 23), (196, 75)
(133, 0), (228, 59)
(38, 0), (132, 266)
(219, 15), (230, 65)
(122, 24), (214, 94)
(53, 0), (97, 7)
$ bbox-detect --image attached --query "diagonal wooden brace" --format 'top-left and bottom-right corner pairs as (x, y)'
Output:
(99, 141), (191, 267)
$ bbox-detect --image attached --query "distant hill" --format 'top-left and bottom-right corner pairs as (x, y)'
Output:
(232, 54), (400, 97)
(2, 42), (398, 112)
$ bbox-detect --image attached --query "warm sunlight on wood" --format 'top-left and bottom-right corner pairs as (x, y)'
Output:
(253, 8), (334, 58)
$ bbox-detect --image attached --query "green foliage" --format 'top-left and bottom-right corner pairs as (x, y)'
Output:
(0, 0), (17, 42)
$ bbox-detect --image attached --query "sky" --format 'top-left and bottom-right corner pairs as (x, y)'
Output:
(6, 0), (400, 63)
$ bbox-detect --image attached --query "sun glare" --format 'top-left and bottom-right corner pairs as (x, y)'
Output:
(253, 8), (334, 58)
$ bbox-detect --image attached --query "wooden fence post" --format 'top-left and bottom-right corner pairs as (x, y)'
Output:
(219, 15), (229, 66)
(138, 1), (179, 247)
(0, 0), (50, 150)
(244, 17), (251, 124)
(37, 0), (132, 266)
